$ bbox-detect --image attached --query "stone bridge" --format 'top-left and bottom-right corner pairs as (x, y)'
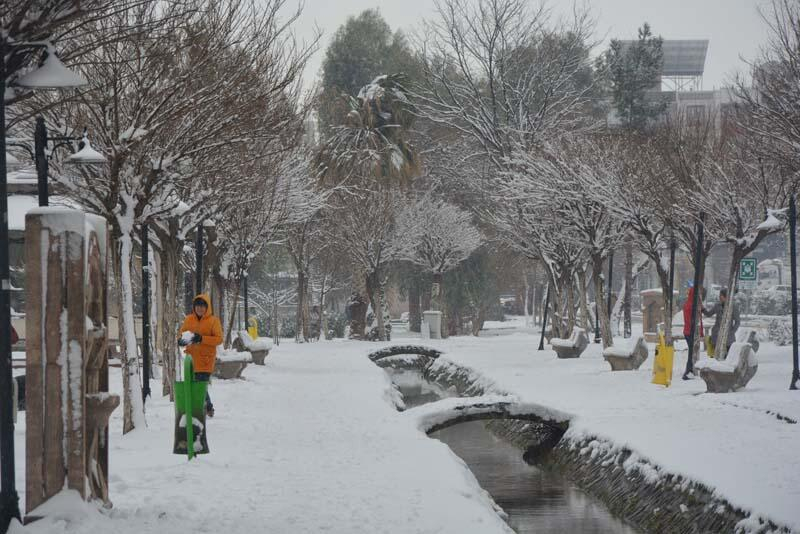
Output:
(367, 345), (443, 363)
(403, 395), (570, 435)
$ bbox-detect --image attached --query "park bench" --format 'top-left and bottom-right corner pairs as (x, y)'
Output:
(602, 336), (648, 371)
(736, 328), (760, 354)
(233, 331), (272, 365)
(551, 327), (589, 359)
(215, 349), (251, 379)
(695, 342), (758, 393)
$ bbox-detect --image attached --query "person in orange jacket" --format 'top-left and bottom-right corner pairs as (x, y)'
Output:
(178, 294), (223, 417)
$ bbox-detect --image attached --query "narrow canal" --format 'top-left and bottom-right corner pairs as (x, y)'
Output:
(389, 369), (638, 534)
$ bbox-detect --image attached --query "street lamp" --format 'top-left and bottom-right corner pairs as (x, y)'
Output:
(1, 40), (87, 532)
(10, 119), (106, 207)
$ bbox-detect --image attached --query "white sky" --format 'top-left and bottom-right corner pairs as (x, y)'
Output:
(290, 0), (771, 92)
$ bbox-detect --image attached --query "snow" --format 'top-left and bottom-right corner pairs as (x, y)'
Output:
(216, 348), (252, 363)
(235, 331), (272, 351)
(602, 336), (644, 358)
(408, 330), (800, 531)
(180, 331), (194, 345)
(67, 141), (105, 164)
(9, 196), (78, 231)
(14, 49), (88, 89)
(12, 343), (512, 534)
(11, 326), (800, 532)
(756, 209), (787, 232)
(695, 342), (758, 372)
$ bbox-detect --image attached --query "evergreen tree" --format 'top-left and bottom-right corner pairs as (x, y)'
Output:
(601, 23), (666, 129)
(319, 9), (419, 128)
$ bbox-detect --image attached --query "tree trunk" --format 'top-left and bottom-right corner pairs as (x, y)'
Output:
(296, 270), (306, 343)
(421, 280), (432, 312)
(302, 273), (311, 341)
(623, 238), (633, 338)
(320, 278), (329, 341)
(409, 274), (421, 333)
(565, 275), (576, 333)
(691, 254), (709, 362)
(115, 233), (145, 434)
(592, 257), (613, 348)
(225, 279), (242, 347)
(158, 234), (180, 400)
(577, 270), (592, 330)
(715, 248), (745, 360)
(375, 278), (386, 341)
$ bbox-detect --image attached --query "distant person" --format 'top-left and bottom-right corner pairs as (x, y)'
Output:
(178, 294), (223, 417)
(682, 285), (705, 348)
(703, 288), (740, 356)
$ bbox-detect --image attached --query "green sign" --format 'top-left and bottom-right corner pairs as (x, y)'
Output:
(739, 258), (757, 281)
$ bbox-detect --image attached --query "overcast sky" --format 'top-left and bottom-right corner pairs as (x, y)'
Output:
(291, 0), (771, 91)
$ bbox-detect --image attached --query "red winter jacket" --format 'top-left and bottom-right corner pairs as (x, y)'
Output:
(682, 287), (704, 338)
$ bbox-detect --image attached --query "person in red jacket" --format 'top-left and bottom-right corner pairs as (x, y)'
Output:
(682, 286), (705, 346)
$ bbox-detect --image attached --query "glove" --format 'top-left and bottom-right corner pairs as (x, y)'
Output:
(178, 337), (189, 347)
(192, 333), (202, 344)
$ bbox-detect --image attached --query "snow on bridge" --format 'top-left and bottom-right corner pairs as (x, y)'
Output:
(403, 394), (571, 435)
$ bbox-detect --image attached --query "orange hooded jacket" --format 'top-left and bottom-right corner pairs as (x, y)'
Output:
(179, 293), (223, 373)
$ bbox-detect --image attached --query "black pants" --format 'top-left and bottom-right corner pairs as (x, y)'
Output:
(194, 372), (213, 410)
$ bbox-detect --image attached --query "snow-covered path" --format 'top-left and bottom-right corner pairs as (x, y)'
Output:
(13, 342), (510, 534)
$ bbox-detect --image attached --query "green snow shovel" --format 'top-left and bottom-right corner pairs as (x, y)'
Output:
(173, 355), (209, 459)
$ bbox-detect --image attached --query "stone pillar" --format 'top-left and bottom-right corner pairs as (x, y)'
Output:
(25, 209), (118, 515)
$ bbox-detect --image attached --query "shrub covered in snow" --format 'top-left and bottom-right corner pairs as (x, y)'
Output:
(752, 289), (791, 316)
(768, 318), (792, 346)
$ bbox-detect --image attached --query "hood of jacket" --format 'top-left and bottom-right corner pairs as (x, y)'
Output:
(193, 293), (213, 317)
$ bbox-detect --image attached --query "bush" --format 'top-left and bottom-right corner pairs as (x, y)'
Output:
(768, 318), (792, 346)
(279, 314), (297, 339)
(752, 289), (791, 316)
(327, 312), (347, 339)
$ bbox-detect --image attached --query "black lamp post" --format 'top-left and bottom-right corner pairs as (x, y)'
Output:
(789, 195), (799, 390)
(195, 225), (204, 295)
(141, 223), (151, 402)
(538, 284), (550, 351)
(606, 251), (614, 325)
(32, 119), (104, 207)
(243, 275), (249, 334)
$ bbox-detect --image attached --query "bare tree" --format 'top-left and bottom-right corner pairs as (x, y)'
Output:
(396, 196), (482, 311)
(415, 0), (597, 168)
(45, 0), (315, 432)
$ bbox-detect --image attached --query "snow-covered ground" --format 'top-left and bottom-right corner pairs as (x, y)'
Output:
(10, 320), (800, 532)
(413, 329), (800, 532)
(11, 342), (510, 534)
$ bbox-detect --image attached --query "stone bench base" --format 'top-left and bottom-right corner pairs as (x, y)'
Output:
(553, 346), (583, 359)
(215, 360), (247, 379)
(603, 337), (648, 371)
(699, 365), (758, 393)
(251, 349), (269, 365)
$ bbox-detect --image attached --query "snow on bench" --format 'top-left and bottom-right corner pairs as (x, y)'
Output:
(603, 336), (648, 371)
(551, 327), (589, 359)
(736, 328), (760, 354)
(403, 394), (570, 435)
(233, 331), (273, 365)
(695, 342), (758, 393)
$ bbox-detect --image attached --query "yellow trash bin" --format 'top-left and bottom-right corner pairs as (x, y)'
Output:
(651, 333), (674, 387)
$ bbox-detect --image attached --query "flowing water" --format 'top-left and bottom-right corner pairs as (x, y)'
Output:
(390, 369), (638, 534)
